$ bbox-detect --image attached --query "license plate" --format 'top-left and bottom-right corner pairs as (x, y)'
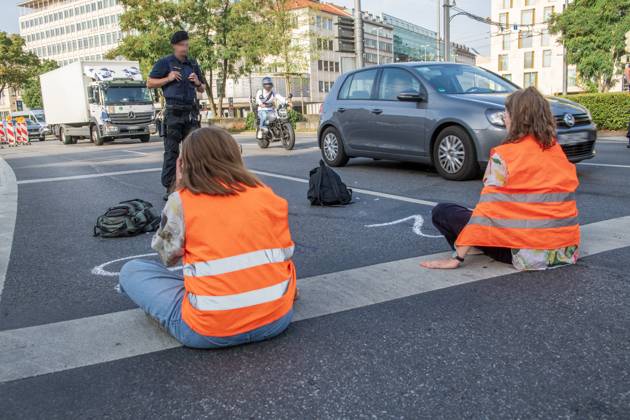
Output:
(127, 126), (140, 131)
(558, 132), (591, 144)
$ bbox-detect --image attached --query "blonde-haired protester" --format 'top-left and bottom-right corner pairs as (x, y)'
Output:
(422, 86), (580, 271)
(119, 127), (296, 348)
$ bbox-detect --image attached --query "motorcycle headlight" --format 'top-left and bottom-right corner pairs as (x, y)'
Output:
(278, 108), (288, 118)
(485, 109), (505, 127)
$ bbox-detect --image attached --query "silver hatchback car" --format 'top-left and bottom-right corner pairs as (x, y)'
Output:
(318, 62), (597, 180)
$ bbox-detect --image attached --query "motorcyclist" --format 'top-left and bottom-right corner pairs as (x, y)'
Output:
(255, 77), (285, 139)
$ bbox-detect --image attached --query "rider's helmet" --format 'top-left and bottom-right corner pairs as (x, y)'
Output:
(262, 77), (273, 89)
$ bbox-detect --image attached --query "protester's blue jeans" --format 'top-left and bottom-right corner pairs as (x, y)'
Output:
(119, 259), (293, 349)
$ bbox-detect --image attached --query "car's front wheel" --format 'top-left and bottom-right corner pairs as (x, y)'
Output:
(433, 126), (479, 181)
(320, 127), (349, 167)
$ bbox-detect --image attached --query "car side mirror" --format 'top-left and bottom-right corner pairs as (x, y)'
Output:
(397, 90), (426, 102)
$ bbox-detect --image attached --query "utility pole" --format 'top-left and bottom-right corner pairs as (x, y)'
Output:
(443, 0), (451, 62)
(436, 0), (441, 61)
(561, 0), (568, 94)
(354, 0), (364, 68)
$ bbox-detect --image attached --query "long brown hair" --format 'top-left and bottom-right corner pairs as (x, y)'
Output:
(177, 126), (262, 195)
(504, 86), (557, 149)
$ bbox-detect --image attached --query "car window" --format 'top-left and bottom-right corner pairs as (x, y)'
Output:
(377, 68), (421, 100)
(414, 64), (516, 94)
(338, 75), (353, 100)
(340, 69), (378, 100)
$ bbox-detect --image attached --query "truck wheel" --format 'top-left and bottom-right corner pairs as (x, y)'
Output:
(90, 125), (104, 146)
(432, 126), (479, 181)
(61, 128), (74, 145)
(139, 134), (151, 143)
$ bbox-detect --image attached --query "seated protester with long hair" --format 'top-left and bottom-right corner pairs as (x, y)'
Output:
(119, 126), (296, 348)
(422, 86), (580, 271)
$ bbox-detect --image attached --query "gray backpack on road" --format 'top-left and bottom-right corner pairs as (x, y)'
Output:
(94, 199), (160, 238)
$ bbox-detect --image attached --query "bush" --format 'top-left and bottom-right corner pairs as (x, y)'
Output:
(245, 108), (304, 130)
(558, 92), (630, 131)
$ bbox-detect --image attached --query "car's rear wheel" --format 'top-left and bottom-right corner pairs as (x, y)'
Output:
(320, 127), (349, 167)
(433, 126), (479, 181)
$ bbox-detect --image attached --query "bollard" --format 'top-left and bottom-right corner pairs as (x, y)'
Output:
(18, 120), (30, 145)
(0, 120), (7, 148)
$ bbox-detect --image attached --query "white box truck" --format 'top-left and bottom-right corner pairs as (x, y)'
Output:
(40, 60), (156, 146)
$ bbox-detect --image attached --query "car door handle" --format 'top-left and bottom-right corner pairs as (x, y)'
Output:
(371, 108), (383, 114)
(336, 107), (346, 113)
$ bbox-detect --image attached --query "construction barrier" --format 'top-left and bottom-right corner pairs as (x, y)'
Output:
(0, 120), (7, 147)
(6, 120), (16, 147)
(16, 117), (29, 145)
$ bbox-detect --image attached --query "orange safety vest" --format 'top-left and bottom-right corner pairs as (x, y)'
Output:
(179, 185), (296, 337)
(456, 135), (580, 250)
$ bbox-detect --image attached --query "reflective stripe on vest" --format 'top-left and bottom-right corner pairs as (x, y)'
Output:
(183, 246), (294, 277)
(188, 279), (290, 311)
(468, 216), (579, 229)
(478, 192), (576, 203)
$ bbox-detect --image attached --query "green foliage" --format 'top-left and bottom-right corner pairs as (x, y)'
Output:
(245, 111), (256, 130)
(549, 0), (630, 92)
(21, 60), (58, 109)
(0, 32), (40, 98)
(559, 92), (630, 130)
(287, 108), (303, 127)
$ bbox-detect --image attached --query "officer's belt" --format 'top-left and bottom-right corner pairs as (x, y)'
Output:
(165, 103), (194, 111)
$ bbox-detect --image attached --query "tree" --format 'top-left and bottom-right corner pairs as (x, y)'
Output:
(106, 0), (184, 77)
(0, 32), (40, 100)
(21, 60), (58, 109)
(549, 0), (630, 92)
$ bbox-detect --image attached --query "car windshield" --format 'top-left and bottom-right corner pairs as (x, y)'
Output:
(103, 86), (152, 104)
(413, 64), (516, 94)
(32, 112), (45, 123)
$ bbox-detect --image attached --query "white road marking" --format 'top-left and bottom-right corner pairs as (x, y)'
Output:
(16, 167), (161, 184)
(366, 215), (443, 238)
(1, 215), (630, 383)
(578, 162), (630, 169)
(122, 149), (148, 156)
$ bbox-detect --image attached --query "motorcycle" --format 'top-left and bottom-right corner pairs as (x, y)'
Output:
(254, 98), (296, 150)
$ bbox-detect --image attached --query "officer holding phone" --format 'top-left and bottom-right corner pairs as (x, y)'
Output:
(147, 30), (206, 199)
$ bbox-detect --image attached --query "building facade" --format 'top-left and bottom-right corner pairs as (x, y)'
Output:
(18, 0), (123, 66)
(382, 13), (440, 62)
(361, 13), (394, 66)
(489, 0), (578, 94)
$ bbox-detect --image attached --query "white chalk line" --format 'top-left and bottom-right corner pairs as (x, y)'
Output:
(17, 167), (161, 184)
(91, 252), (183, 277)
(578, 162), (630, 169)
(365, 215), (442, 238)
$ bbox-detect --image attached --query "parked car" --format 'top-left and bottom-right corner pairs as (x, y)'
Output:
(11, 109), (50, 141)
(318, 62), (597, 180)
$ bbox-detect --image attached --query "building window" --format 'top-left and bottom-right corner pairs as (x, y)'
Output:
(524, 51), (534, 69)
(541, 30), (550, 47)
(334, 62), (340, 72)
(323, 61), (329, 71)
(502, 33), (510, 50)
(502, 0), (512, 9)
(543, 6), (554, 22)
(518, 31), (533, 48)
(318, 60), (323, 71)
(319, 81), (324, 92)
(523, 72), (538, 88)
(568, 66), (577, 87)
(521, 9), (534, 26)
(498, 54), (509, 71)
(542, 49), (552, 67)
(502, 74), (512, 81)
(499, 12), (509, 29)
(523, 0), (533, 5)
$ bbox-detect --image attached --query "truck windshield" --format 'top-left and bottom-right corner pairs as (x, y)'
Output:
(414, 64), (517, 94)
(103, 86), (152, 104)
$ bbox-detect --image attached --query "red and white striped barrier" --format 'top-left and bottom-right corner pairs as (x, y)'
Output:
(17, 120), (30, 145)
(0, 121), (7, 147)
(6, 120), (16, 146)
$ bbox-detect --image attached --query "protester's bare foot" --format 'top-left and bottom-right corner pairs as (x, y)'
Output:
(420, 259), (460, 269)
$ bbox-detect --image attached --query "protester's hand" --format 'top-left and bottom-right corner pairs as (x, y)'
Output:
(168, 71), (182, 82)
(188, 72), (200, 86)
(175, 157), (183, 185)
(420, 259), (460, 269)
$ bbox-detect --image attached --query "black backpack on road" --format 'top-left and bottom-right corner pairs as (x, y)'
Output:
(94, 199), (161, 237)
(308, 160), (352, 206)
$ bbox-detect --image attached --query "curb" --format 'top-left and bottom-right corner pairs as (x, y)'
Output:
(0, 156), (17, 302)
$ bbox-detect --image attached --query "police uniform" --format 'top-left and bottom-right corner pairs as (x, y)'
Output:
(150, 54), (206, 189)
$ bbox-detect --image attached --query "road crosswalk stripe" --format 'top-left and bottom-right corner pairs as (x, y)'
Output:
(1, 215), (629, 383)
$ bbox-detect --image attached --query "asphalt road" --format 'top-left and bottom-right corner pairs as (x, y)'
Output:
(0, 133), (629, 418)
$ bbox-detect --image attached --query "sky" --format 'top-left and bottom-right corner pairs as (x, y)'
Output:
(3, 0), (491, 55)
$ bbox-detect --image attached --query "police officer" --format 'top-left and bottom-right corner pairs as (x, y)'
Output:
(147, 30), (206, 199)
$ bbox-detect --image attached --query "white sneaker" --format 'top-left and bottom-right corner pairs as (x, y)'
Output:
(256, 129), (263, 139)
